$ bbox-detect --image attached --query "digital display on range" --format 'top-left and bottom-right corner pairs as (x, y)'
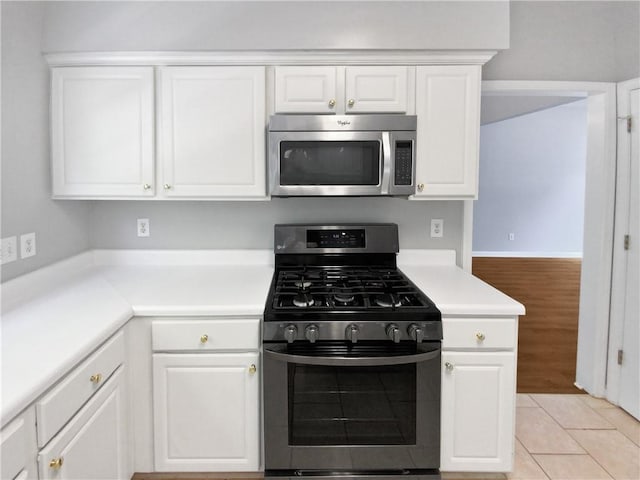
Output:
(306, 229), (366, 248)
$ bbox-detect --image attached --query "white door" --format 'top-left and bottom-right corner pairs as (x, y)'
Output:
(440, 351), (515, 472)
(616, 86), (640, 419)
(38, 368), (128, 480)
(344, 66), (409, 113)
(160, 66), (266, 198)
(274, 66), (338, 113)
(51, 67), (155, 198)
(153, 353), (260, 471)
(414, 66), (481, 198)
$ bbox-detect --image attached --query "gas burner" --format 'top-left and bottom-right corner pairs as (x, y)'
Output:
(293, 293), (315, 308)
(294, 280), (312, 289)
(375, 293), (403, 308)
(333, 292), (356, 305)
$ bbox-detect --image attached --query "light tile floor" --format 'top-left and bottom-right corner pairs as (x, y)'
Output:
(444, 394), (640, 480)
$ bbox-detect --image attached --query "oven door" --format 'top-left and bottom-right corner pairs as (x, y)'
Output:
(263, 341), (441, 472)
(269, 131), (390, 196)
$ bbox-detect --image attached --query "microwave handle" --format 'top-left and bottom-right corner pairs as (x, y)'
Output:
(381, 131), (392, 195)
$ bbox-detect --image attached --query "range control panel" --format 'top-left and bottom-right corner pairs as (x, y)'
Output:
(394, 141), (413, 186)
(306, 229), (366, 249)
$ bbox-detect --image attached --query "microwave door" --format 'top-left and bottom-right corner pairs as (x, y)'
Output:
(270, 131), (384, 196)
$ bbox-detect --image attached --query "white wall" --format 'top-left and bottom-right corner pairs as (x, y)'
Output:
(89, 199), (463, 251)
(473, 99), (588, 256)
(1, 2), (91, 282)
(484, 1), (640, 82)
(40, 1), (509, 51)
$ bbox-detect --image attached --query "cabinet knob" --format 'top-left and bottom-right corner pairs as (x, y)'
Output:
(89, 373), (102, 384)
(476, 332), (486, 341)
(200, 334), (209, 344)
(328, 99), (336, 108)
(417, 183), (425, 192)
(348, 99), (355, 108)
(249, 364), (257, 374)
(163, 184), (172, 190)
(49, 457), (64, 469)
(143, 183), (152, 190)
(444, 362), (454, 371)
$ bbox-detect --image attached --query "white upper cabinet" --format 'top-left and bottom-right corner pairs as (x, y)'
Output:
(159, 66), (267, 198)
(51, 67), (155, 198)
(275, 66), (338, 113)
(274, 66), (411, 114)
(344, 66), (409, 113)
(414, 65), (481, 199)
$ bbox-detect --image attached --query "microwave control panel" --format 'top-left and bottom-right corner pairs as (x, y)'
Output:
(394, 141), (413, 186)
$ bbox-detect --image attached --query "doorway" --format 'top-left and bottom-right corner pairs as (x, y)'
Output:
(463, 81), (617, 397)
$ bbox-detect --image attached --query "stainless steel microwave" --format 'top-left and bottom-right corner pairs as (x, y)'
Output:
(268, 115), (417, 196)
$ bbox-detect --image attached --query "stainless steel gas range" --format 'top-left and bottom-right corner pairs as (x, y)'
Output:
(263, 224), (442, 480)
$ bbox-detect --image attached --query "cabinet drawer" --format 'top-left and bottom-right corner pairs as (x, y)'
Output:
(38, 367), (127, 480)
(152, 318), (260, 352)
(443, 318), (516, 350)
(36, 331), (125, 448)
(1, 416), (27, 480)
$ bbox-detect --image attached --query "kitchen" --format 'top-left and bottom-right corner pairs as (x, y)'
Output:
(1, 2), (638, 480)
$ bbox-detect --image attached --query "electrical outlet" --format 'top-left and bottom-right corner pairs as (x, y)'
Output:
(1, 236), (18, 264)
(20, 232), (36, 259)
(430, 219), (444, 238)
(508, 233), (515, 241)
(137, 218), (150, 237)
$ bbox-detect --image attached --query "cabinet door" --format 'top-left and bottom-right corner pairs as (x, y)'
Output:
(414, 66), (481, 198)
(345, 66), (409, 113)
(38, 367), (128, 480)
(441, 351), (515, 472)
(153, 353), (260, 471)
(274, 66), (338, 113)
(1, 409), (37, 480)
(160, 66), (266, 198)
(51, 67), (155, 198)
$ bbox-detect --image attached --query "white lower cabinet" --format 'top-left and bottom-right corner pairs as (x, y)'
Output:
(1, 408), (37, 480)
(37, 367), (128, 479)
(440, 350), (516, 472)
(440, 315), (518, 472)
(152, 352), (260, 472)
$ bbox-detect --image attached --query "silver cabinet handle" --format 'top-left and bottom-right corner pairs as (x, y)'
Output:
(444, 362), (454, 371)
(163, 184), (172, 190)
(328, 99), (336, 108)
(143, 183), (151, 190)
(348, 99), (355, 108)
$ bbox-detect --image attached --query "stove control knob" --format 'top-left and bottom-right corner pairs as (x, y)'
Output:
(284, 325), (298, 343)
(386, 324), (401, 343)
(345, 324), (359, 343)
(305, 324), (319, 343)
(408, 324), (425, 343)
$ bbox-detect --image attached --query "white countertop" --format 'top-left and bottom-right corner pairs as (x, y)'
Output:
(1, 248), (523, 426)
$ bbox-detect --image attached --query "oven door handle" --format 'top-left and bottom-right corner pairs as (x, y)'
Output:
(263, 346), (440, 367)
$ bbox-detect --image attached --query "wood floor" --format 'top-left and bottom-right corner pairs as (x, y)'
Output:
(472, 257), (582, 394)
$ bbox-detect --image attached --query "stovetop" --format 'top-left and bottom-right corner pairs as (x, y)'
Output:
(272, 266), (432, 310)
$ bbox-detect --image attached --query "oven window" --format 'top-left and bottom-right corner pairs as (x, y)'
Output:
(287, 364), (416, 446)
(280, 141), (380, 186)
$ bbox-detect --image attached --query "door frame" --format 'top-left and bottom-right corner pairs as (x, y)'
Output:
(465, 80), (617, 397)
(607, 77), (640, 405)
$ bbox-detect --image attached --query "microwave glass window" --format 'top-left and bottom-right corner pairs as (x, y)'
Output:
(280, 141), (380, 186)
(287, 363), (417, 446)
